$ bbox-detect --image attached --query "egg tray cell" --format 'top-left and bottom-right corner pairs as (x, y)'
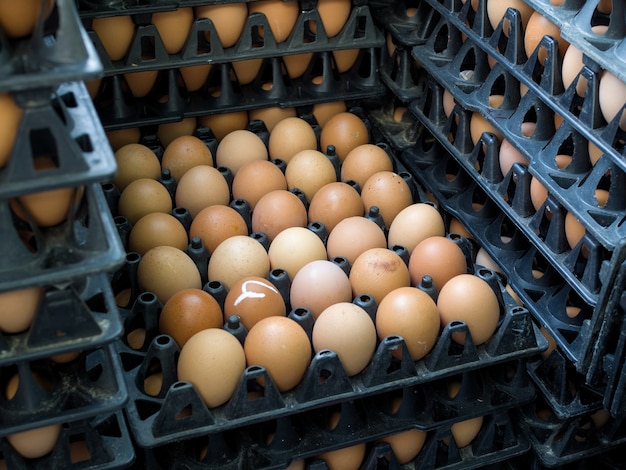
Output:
(397, 132), (624, 377)
(94, 48), (387, 131)
(0, 0), (102, 92)
(364, 94), (424, 151)
(378, 37), (428, 103)
(0, 410), (134, 470)
(410, 8), (626, 251)
(368, 0), (440, 47)
(0, 342), (128, 438)
(0, 81), (117, 199)
(0, 182), (126, 293)
(83, 3), (383, 76)
(0, 272), (123, 367)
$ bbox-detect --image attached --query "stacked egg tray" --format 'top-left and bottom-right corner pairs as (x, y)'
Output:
(79, 0), (388, 130)
(0, 1), (132, 467)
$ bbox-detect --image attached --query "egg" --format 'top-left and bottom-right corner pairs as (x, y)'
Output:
(198, 111), (248, 141)
(159, 288), (223, 347)
(360, 171), (414, 228)
(312, 0), (351, 38)
(0, 285), (43, 333)
(178, 328), (246, 407)
(161, 135), (214, 183)
(223, 276), (286, 330)
(499, 134), (530, 177)
(437, 274), (500, 346)
(6, 423), (62, 459)
(312, 101), (347, 127)
(175, 165), (230, 217)
(195, 3), (248, 48)
(113, 143), (162, 191)
(152, 8), (194, 54)
(252, 189), (308, 241)
(340, 143), (394, 189)
(124, 69), (159, 98)
(180, 64), (212, 92)
(268, 227), (327, 280)
(524, 11), (568, 62)
(487, 0), (534, 32)
(0, 93), (24, 168)
(283, 53), (314, 79)
(11, 182), (83, 228)
(320, 112), (369, 161)
(307, 182), (363, 232)
(106, 128), (141, 151)
(232, 58), (264, 85)
(248, 0), (299, 43)
(475, 246), (504, 274)
(388, 203), (445, 255)
(157, 117), (198, 148)
(268, 117), (318, 163)
(349, 248), (411, 305)
(449, 216), (473, 240)
(448, 415), (484, 448)
(317, 442), (367, 470)
(216, 129), (269, 175)
(326, 216), (387, 266)
(117, 178), (172, 225)
(285, 149), (337, 202)
(561, 26), (607, 97)
(189, 205), (248, 254)
(244, 316), (311, 391)
(137, 245), (202, 303)
(378, 398), (428, 465)
(470, 95), (504, 145)
(232, 160), (288, 209)
(249, 107), (298, 132)
(91, 15), (135, 61)
(332, 48), (360, 73)
(208, 235), (270, 289)
(599, 71), (626, 130)
(128, 212), (189, 255)
(312, 302), (377, 376)
(376, 287), (441, 361)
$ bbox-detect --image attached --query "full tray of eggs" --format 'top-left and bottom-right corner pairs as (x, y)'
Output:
(103, 105), (546, 446)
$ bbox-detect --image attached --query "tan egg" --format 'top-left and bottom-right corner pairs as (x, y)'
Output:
(49, 349), (81, 363)
(152, 8), (194, 54)
(443, 89), (456, 117)
(283, 53), (313, 79)
(126, 328), (146, 349)
(216, 129), (269, 175)
(178, 328), (246, 407)
(11, 182), (83, 228)
(561, 26), (607, 97)
(333, 48), (360, 73)
(244, 316), (311, 391)
(252, 189), (308, 241)
(143, 372), (163, 397)
(6, 423), (62, 459)
(248, 0), (299, 43)
(159, 288), (223, 347)
(341, 143), (394, 189)
(124, 69), (158, 98)
(599, 70), (626, 131)
(189, 205), (249, 253)
(224, 276), (286, 330)
(524, 11), (569, 62)
(162, 135), (214, 183)
(449, 216), (473, 240)
(0, 0), (54, 38)
(0, 92), (24, 168)
(487, 0), (534, 32)
(378, 405), (428, 465)
(233, 160), (287, 209)
(106, 127), (141, 151)
(290, 260), (352, 319)
(137, 245), (202, 303)
(312, 302), (377, 376)
(175, 165), (230, 217)
(530, 176), (548, 212)
(470, 95), (504, 145)
(312, 101), (347, 127)
(195, 3), (248, 48)
(69, 440), (91, 464)
(437, 274), (500, 346)
(475, 246), (503, 274)
(376, 287), (440, 361)
(326, 216), (387, 266)
(198, 111), (248, 141)
(320, 112), (369, 161)
(232, 58), (263, 85)
(285, 149), (337, 202)
(308, 182), (363, 233)
(128, 212), (188, 255)
(268, 117), (318, 163)
(118, 178), (172, 225)
(157, 117), (198, 148)
(449, 416), (483, 448)
(388, 203), (445, 254)
(180, 64), (212, 92)
(312, 0), (352, 38)
(361, 171), (413, 228)
(113, 143), (162, 191)
(499, 135), (529, 177)
(408, 236), (467, 291)
(91, 15), (135, 61)
(350, 248), (411, 305)
(317, 442), (367, 470)
(588, 141), (603, 166)
(249, 107), (297, 132)
(0, 286), (44, 333)
(268, 227), (327, 280)
(208, 235), (270, 289)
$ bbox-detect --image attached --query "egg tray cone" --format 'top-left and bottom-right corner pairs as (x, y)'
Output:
(378, 41), (429, 103)
(0, 410), (135, 470)
(0, 81), (118, 199)
(0, 0), (102, 92)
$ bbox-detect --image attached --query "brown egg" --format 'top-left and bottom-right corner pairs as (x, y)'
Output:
(6, 423), (62, 459)
(208, 235), (270, 289)
(449, 216), (473, 240)
(308, 182), (363, 232)
(137, 245), (202, 303)
(449, 416), (484, 448)
(91, 15), (135, 61)
(285, 149), (337, 202)
(0, 92), (24, 168)
(376, 287), (441, 361)
(487, 0), (534, 32)
(332, 48), (360, 73)
(599, 71), (626, 131)
(249, 107), (297, 132)
(175, 165), (230, 217)
(124, 69), (158, 98)
(326, 216), (387, 266)
(232, 58), (263, 85)
(69, 440), (91, 464)
(313, 0), (351, 38)
(320, 112), (369, 161)
(312, 101), (347, 128)
(11, 182), (83, 228)
(106, 127), (141, 151)
(162, 135), (214, 183)
(268, 117), (318, 163)
(408, 236), (467, 291)
(0, 286), (44, 333)
(244, 316), (311, 391)
(248, 0), (299, 43)
(313, 302), (377, 376)
(224, 276), (286, 330)
(178, 328), (246, 407)
(195, 3), (248, 48)
(437, 274), (500, 346)
(113, 143), (162, 191)
(159, 288), (223, 347)
(361, 171), (413, 228)
(128, 212), (188, 255)
(378, 399), (428, 465)
(283, 53), (313, 79)
(143, 372), (163, 397)
(561, 26), (607, 97)
(539, 326), (557, 359)
(317, 442), (367, 470)
(118, 178), (173, 225)
(157, 117), (197, 148)
(189, 205), (248, 254)
(180, 64), (212, 92)
(268, 227), (327, 280)
(216, 129), (269, 175)
(198, 111), (248, 141)
(499, 134), (530, 177)
(232, 160), (287, 209)
(340, 144), (394, 189)
(470, 95), (504, 145)
(388, 203), (445, 254)
(0, 0), (54, 38)
(152, 8), (194, 54)
(349, 248), (411, 305)
(524, 11), (568, 62)
(252, 189), (308, 241)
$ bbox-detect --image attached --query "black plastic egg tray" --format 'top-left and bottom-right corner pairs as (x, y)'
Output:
(378, 38), (427, 103)
(0, 272), (122, 367)
(0, 81), (117, 198)
(0, 411), (134, 469)
(0, 342), (127, 438)
(0, 0), (102, 92)
(369, 0), (440, 47)
(0, 182), (126, 292)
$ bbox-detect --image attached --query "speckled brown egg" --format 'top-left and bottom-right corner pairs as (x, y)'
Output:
(189, 205), (249, 254)
(360, 171), (413, 228)
(307, 182), (363, 233)
(232, 159), (287, 209)
(252, 189), (308, 241)
(161, 135), (214, 183)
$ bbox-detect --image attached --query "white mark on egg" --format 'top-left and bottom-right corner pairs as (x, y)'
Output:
(233, 279), (279, 306)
